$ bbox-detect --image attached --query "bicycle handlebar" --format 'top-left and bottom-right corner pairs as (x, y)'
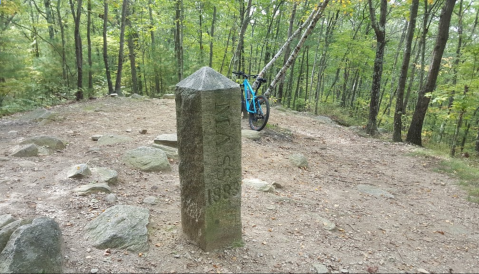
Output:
(233, 71), (267, 83)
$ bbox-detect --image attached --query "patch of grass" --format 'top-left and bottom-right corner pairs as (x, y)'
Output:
(408, 148), (479, 202)
(230, 239), (245, 248)
(313, 103), (366, 127)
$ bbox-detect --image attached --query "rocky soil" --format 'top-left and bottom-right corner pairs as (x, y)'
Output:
(0, 96), (478, 273)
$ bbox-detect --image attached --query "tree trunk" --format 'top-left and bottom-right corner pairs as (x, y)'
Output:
(56, 0), (68, 86)
(43, 0), (55, 40)
(277, 3), (297, 104)
(102, 0), (114, 94)
(259, 0), (330, 95)
(366, 0), (387, 136)
(87, 0), (93, 91)
(175, 0), (184, 81)
(69, 0), (83, 100)
(115, 0), (129, 95)
(127, 7), (138, 94)
(406, 0), (456, 146)
(148, 0), (160, 94)
(393, 0), (419, 142)
(231, 0), (252, 72)
(209, 6), (216, 68)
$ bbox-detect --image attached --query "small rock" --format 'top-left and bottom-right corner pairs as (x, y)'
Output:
(91, 268), (99, 273)
(174, 254), (180, 258)
(417, 268), (429, 274)
(312, 263), (329, 274)
(243, 178), (274, 192)
(110, 93), (118, 97)
(67, 164), (92, 179)
(91, 135), (103, 141)
(0, 214), (16, 229)
(288, 153), (308, 168)
(73, 183), (111, 196)
(317, 216), (336, 231)
(272, 182), (283, 189)
(126, 129), (132, 133)
(105, 194), (117, 204)
(143, 196), (158, 205)
(340, 269), (349, 273)
(241, 130), (261, 140)
(139, 129), (147, 134)
(153, 134), (178, 148)
(91, 167), (118, 185)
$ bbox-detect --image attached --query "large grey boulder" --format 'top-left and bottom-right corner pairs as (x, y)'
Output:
(84, 205), (149, 252)
(151, 144), (179, 160)
(123, 146), (171, 172)
(20, 109), (56, 123)
(20, 136), (66, 151)
(11, 144), (38, 157)
(0, 215), (15, 229)
(0, 219), (31, 252)
(241, 130), (261, 140)
(0, 217), (63, 274)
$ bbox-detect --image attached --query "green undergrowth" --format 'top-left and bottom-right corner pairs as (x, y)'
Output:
(408, 148), (479, 203)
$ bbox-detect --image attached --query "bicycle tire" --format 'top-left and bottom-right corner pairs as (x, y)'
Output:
(249, 95), (270, 131)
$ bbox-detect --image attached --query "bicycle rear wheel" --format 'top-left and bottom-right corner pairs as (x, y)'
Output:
(249, 95), (270, 131)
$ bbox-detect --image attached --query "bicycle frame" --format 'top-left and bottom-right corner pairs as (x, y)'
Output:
(242, 79), (259, 114)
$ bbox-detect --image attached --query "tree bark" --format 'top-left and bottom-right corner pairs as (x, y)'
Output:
(69, 0), (83, 100)
(43, 0), (55, 40)
(102, 0), (114, 94)
(87, 0), (93, 91)
(115, 0), (129, 95)
(406, 0), (456, 146)
(175, 0), (184, 81)
(258, 0), (330, 95)
(277, 3), (297, 104)
(393, 0), (419, 142)
(127, 6), (138, 94)
(209, 6), (216, 68)
(148, 0), (160, 94)
(230, 0), (252, 73)
(56, 0), (68, 86)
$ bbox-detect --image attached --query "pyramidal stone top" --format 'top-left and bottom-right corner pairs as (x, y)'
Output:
(176, 67), (238, 91)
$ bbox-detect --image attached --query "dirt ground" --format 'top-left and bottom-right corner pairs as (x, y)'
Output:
(0, 96), (478, 273)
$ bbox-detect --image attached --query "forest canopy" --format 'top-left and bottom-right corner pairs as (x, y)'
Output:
(0, 0), (478, 154)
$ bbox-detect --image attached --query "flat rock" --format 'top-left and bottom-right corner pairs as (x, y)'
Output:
(130, 93), (144, 99)
(97, 134), (132, 145)
(105, 194), (117, 204)
(243, 178), (274, 192)
(20, 136), (66, 150)
(0, 217), (62, 273)
(84, 205), (149, 252)
(143, 196), (158, 205)
(317, 216), (336, 231)
(289, 153), (308, 168)
(91, 167), (118, 185)
(153, 134), (178, 148)
(151, 144), (179, 160)
(19, 108), (56, 122)
(162, 94), (175, 99)
(0, 215), (16, 229)
(67, 164), (92, 179)
(312, 263), (329, 274)
(315, 116), (335, 125)
(91, 135), (103, 141)
(241, 130), (261, 140)
(123, 146), (171, 172)
(11, 144), (38, 157)
(73, 183), (111, 196)
(357, 184), (394, 199)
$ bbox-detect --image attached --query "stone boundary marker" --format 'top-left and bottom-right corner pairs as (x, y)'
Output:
(175, 67), (242, 251)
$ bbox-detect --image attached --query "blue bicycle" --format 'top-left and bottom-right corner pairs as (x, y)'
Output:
(233, 71), (270, 131)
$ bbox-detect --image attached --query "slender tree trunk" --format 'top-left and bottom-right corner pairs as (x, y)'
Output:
(198, 3), (204, 65)
(366, 0), (387, 136)
(127, 7), (138, 94)
(406, 0), (456, 146)
(56, 0), (68, 86)
(277, 3), (297, 104)
(231, 0), (253, 72)
(148, 0), (160, 94)
(115, 0), (129, 95)
(209, 6), (216, 68)
(393, 0), (419, 142)
(175, 0), (184, 81)
(87, 0), (93, 91)
(260, 0), (330, 95)
(43, 0), (55, 40)
(102, 0), (113, 94)
(451, 85), (468, 157)
(69, 0), (83, 100)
